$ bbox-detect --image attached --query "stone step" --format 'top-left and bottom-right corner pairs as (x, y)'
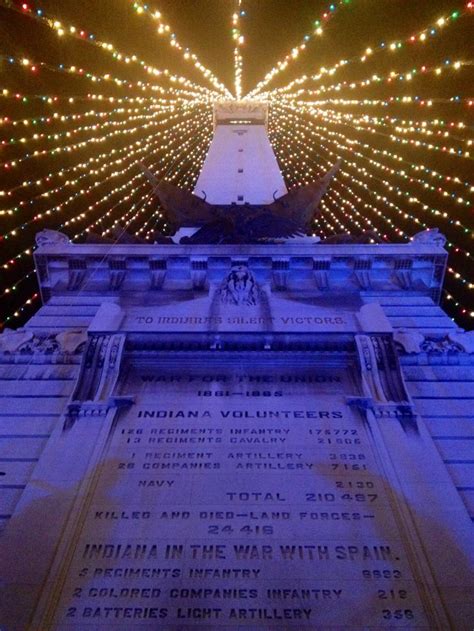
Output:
(0, 380), (75, 397)
(0, 436), (47, 458)
(383, 306), (446, 316)
(403, 366), (474, 381)
(415, 399), (474, 417)
(0, 365), (79, 379)
(433, 438), (474, 460)
(425, 417), (474, 436)
(0, 417), (57, 434)
(0, 398), (67, 415)
(409, 382), (474, 398)
(388, 316), (456, 329)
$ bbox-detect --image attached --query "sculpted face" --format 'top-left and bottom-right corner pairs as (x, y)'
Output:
(219, 265), (258, 306)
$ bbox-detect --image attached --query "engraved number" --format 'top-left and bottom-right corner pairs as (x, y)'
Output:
(305, 493), (336, 502)
(377, 589), (408, 600)
(362, 569), (402, 579)
(382, 609), (414, 620)
(336, 480), (374, 489)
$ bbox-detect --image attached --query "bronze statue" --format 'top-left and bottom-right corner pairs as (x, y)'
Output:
(140, 161), (341, 244)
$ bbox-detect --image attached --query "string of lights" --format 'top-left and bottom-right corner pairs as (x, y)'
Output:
(1, 105), (211, 253)
(0, 0), (225, 99)
(232, 1), (245, 100)
(268, 105), (473, 319)
(246, 0), (357, 98)
(259, 6), (470, 98)
(129, 0), (232, 97)
(289, 104), (474, 221)
(272, 103), (473, 257)
(1, 103), (214, 326)
(0, 1), (472, 330)
(0, 52), (218, 101)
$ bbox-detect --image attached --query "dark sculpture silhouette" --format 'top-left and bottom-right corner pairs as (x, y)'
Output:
(139, 161), (341, 244)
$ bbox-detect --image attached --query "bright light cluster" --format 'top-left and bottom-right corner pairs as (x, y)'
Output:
(0, 0), (472, 327)
(232, 1), (245, 100)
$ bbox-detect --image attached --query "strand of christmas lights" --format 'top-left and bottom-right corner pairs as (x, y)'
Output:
(277, 59), (472, 128)
(232, 1), (245, 100)
(129, 1), (232, 97)
(297, 105), (474, 212)
(261, 6), (470, 97)
(293, 108), (474, 191)
(0, 100), (202, 200)
(0, 100), (206, 172)
(274, 103), (473, 250)
(1, 0), (224, 100)
(246, 0), (357, 98)
(117, 117), (212, 236)
(0, 52), (216, 105)
(269, 117), (399, 240)
(283, 95), (474, 109)
(1, 105), (211, 256)
(270, 117), (474, 316)
(139, 124), (213, 239)
(270, 104), (473, 297)
(1, 106), (213, 322)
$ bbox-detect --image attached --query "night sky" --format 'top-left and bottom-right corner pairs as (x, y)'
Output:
(0, 0), (473, 328)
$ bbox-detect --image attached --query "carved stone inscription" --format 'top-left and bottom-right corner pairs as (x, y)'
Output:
(51, 358), (429, 628)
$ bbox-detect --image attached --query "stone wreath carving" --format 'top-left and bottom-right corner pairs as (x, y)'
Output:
(35, 229), (70, 247)
(0, 329), (87, 355)
(394, 329), (474, 355)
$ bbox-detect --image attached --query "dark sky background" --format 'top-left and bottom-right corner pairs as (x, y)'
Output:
(0, 0), (473, 328)
(2, 1), (472, 93)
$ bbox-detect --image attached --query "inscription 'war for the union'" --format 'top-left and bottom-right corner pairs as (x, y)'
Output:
(140, 374), (342, 384)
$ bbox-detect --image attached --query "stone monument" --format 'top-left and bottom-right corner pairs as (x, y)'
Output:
(0, 101), (473, 630)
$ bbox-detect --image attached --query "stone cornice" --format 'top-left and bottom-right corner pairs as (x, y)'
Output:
(34, 240), (447, 303)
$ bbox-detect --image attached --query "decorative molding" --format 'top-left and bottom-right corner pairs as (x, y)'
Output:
(411, 228), (446, 248)
(351, 334), (415, 421)
(71, 334), (125, 403)
(0, 329), (87, 356)
(33, 244), (448, 299)
(353, 270), (372, 290)
(191, 258), (208, 290)
(35, 229), (69, 247)
(392, 269), (413, 290)
(272, 258), (289, 291)
(219, 265), (259, 306)
(448, 331), (474, 354)
(65, 333), (131, 429)
(393, 330), (425, 354)
(68, 259), (87, 291)
(149, 258), (167, 289)
(395, 329), (474, 356)
(108, 258), (127, 290)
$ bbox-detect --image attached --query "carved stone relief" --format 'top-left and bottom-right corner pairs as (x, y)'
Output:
(411, 228), (447, 248)
(394, 329), (474, 355)
(351, 334), (415, 421)
(219, 265), (259, 306)
(0, 329), (87, 355)
(35, 229), (70, 248)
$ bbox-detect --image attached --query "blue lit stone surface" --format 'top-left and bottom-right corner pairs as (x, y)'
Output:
(0, 102), (473, 630)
